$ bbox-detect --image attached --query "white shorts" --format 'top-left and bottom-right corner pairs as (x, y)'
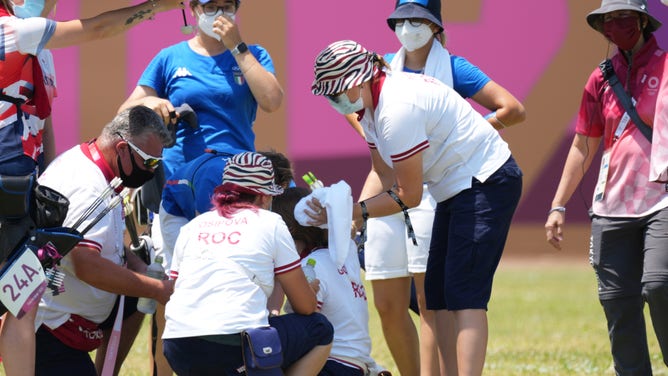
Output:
(364, 187), (435, 280)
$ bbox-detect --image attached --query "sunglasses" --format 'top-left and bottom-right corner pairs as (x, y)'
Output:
(395, 18), (426, 27)
(201, 2), (236, 16)
(116, 133), (162, 170)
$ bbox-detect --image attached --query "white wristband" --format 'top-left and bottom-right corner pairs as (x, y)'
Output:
(549, 206), (566, 214)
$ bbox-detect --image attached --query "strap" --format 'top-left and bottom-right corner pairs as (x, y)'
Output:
(599, 59), (652, 142)
(386, 190), (417, 246)
(357, 201), (369, 252)
(101, 295), (125, 376)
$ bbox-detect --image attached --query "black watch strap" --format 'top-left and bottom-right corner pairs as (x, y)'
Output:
(231, 42), (248, 57)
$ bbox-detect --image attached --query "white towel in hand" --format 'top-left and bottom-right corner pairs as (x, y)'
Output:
(294, 181), (353, 268)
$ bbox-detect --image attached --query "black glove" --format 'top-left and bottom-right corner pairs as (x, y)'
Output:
(166, 103), (199, 147)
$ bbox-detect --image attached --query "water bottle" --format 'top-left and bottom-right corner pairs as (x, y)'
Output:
(137, 255), (165, 314)
(302, 172), (324, 191)
(303, 258), (317, 283)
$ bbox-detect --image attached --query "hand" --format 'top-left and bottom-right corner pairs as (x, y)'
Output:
(156, 279), (175, 305)
(136, 96), (176, 125)
(308, 279), (320, 295)
(212, 14), (242, 50)
(305, 197), (327, 227)
(545, 211), (565, 250)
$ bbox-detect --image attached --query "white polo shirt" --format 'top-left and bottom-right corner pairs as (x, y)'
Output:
(360, 71), (511, 202)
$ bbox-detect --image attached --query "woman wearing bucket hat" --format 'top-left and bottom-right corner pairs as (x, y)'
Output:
(545, 0), (668, 374)
(344, 1), (526, 375)
(162, 152), (333, 375)
(311, 40), (523, 376)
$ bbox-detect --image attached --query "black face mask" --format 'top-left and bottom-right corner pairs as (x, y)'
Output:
(117, 150), (155, 188)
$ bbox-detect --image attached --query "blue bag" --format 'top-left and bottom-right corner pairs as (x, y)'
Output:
(241, 326), (283, 376)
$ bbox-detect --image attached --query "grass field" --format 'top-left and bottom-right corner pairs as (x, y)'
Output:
(4, 260), (666, 375)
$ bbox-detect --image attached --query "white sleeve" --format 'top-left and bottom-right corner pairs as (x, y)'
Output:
(13, 17), (55, 55)
(159, 203), (189, 271)
(169, 223), (191, 280)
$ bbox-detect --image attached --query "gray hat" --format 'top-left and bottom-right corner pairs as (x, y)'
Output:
(586, 0), (661, 33)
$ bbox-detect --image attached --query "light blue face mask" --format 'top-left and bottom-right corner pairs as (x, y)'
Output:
(12, 0), (45, 18)
(326, 89), (364, 115)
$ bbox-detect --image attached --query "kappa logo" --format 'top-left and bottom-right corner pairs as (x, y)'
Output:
(172, 67), (192, 78)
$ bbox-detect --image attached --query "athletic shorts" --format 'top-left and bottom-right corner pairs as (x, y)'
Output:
(98, 295), (139, 330)
(425, 156), (522, 311)
(319, 358), (365, 375)
(35, 326), (97, 376)
(590, 206), (668, 300)
(364, 186), (435, 280)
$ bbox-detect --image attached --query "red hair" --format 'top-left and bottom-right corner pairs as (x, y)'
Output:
(211, 185), (259, 218)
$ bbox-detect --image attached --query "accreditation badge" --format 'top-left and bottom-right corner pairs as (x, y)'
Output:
(594, 150), (611, 202)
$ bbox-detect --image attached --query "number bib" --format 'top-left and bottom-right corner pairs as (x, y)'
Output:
(0, 248), (46, 318)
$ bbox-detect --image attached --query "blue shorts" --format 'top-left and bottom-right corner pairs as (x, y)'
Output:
(425, 156), (522, 311)
(163, 312), (333, 375)
(319, 358), (365, 375)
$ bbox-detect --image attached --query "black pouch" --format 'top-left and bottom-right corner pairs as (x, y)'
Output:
(31, 184), (69, 228)
(0, 215), (35, 263)
(0, 173), (35, 219)
(241, 327), (283, 376)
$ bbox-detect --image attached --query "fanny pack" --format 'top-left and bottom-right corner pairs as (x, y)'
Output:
(241, 326), (283, 376)
(47, 314), (104, 352)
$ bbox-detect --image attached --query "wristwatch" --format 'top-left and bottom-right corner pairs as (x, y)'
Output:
(231, 42), (248, 57)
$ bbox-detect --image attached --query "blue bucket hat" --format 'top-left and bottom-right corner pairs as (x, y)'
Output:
(387, 0), (443, 32)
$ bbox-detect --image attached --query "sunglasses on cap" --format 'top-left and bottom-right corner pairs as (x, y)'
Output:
(116, 132), (162, 170)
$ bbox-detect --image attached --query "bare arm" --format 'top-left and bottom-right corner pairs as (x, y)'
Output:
(69, 246), (173, 305)
(354, 150), (424, 221)
(41, 116), (56, 169)
(344, 113), (365, 138)
(276, 268), (317, 315)
(266, 278), (284, 316)
(45, 0), (184, 50)
(545, 134), (601, 249)
(471, 80), (526, 130)
(358, 149), (395, 201)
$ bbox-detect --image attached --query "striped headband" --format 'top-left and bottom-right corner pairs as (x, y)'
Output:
(221, 152), (284, 196)
(311, 40), (375, 96)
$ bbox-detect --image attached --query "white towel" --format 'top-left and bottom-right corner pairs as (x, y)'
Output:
(390, 39), (453, 87)
(294, 181), (353, 268)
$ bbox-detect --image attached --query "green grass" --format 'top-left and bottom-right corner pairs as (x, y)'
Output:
(4, 263), (666, 375)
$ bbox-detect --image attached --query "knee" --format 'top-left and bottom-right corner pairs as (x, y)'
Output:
(374, 294), (408, 318)
(308, 313), (334, 346)
(642, 281), (668, 303)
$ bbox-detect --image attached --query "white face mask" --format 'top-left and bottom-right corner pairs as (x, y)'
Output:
(327, 89), (364, 115)
(197, 9), (223, 41)
(395, 22), (433, 52)
(12, 0), (45, 18)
